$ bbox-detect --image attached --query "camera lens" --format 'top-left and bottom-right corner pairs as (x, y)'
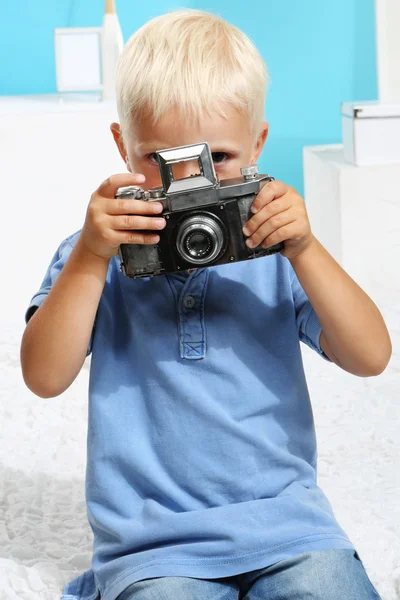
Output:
(176, 214), (225, 264)
(185, 231), (212, 258)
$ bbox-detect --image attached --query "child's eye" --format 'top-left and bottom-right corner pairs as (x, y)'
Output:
(146, 153), (158, 164)
(211, 152), (229, 164)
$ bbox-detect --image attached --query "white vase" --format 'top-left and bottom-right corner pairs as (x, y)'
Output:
(101, 1), (124, 101)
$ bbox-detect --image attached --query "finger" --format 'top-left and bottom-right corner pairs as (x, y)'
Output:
(243, 197), (292, 237)
(261, 220), (298, 249)
(245, 209), (295, 248)
(97, 173), (147, 199)
(106, 197), (164, 216)
(113, 229), (162, 246)
(111, 214), (166, 231)
(250, 180), (289, 214)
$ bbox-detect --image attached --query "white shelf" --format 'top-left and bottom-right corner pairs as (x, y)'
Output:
(0, 94), (123, 323)
(0, 93), (117, 116)
(303, 144), (400, 309)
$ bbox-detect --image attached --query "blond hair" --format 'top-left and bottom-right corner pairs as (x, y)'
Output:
(115, 8), (269, 144)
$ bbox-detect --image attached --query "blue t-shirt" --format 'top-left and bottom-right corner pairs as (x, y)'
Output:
(25, 230), (354, 600)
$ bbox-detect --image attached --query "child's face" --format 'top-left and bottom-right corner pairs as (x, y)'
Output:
(111, 105), (269, 190)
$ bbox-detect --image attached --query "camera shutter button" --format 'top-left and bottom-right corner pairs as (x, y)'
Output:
(183, 296), (196, 309)
(241, 165), (258, 180)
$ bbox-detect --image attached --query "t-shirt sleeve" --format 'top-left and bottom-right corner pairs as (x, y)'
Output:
(289, 265), (331, 362)
(24, 238), (95, 357)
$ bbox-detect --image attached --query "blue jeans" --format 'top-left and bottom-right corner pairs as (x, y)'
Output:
(115, 550), (381, 599)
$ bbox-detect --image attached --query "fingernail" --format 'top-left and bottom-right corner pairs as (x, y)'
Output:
(154, 203), (164, 212)
(242, 226), (250, 237)
(136, 174), (145, 182)
(246, 238), (255, 248)
(250, 205), (258, 214)
(156, 219), (166, 228)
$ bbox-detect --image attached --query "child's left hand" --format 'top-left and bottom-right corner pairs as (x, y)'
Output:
(242, 180), (315, 260)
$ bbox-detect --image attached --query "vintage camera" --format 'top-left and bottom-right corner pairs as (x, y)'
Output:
(116, 142), (283, 278)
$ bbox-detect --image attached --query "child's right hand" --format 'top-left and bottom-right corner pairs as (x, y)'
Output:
(78, 173), (166, 260)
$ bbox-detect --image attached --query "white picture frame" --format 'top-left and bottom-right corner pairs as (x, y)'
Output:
(54, 27), (102, 93)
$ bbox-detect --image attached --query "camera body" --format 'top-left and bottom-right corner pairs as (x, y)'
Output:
(116, 142), (283, 278)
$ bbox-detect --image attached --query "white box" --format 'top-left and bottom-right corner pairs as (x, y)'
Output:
(341, 100), (400, 166)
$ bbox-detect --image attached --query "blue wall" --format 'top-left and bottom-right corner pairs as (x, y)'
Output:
(0, 0), (377, 194)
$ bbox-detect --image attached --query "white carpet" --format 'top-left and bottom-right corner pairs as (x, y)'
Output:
(1, 310), (399, 600)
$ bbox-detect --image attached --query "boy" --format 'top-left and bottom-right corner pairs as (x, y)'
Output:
(20, 9), (391, 600)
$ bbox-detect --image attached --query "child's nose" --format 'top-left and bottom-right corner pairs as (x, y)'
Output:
(172, 159), (200, 181)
